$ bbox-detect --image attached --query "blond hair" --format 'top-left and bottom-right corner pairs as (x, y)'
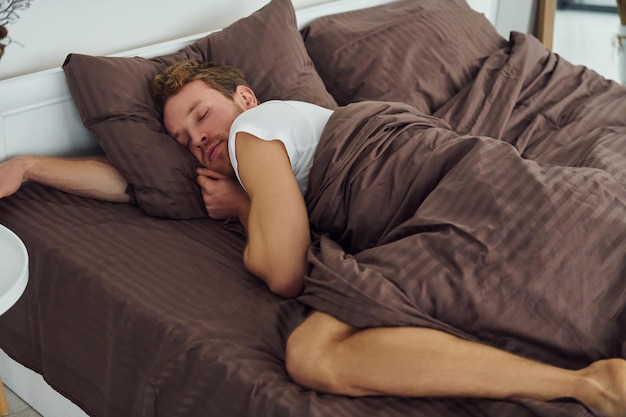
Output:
(152, 60), (250, 107)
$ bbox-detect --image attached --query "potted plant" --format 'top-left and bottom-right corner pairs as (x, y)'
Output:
(0, 0), (33, 60)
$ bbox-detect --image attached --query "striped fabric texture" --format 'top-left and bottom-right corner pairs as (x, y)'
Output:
(301, 33), (626, 417)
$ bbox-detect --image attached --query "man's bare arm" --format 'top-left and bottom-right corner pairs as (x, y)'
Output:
(234, 132), (309, 298)
(0, 155), (129, 203)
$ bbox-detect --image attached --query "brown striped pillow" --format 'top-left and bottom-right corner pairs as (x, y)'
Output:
(63, 0), (336, 219)
(302, 0), (507, 114)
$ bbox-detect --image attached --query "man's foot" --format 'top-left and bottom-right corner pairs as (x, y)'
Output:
(576, 358), (626, 417)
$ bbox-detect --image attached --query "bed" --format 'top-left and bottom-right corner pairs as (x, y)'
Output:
(1, 0), (624, 416)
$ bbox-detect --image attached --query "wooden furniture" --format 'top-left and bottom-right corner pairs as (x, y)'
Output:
(0, 224), (29, 416)
(0, 376), (7, 416)
(537, 0), (557, 49)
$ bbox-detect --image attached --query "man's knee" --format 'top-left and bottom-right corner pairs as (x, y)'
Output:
(285, 311), (356, 394)
(285, 327), (332, 392)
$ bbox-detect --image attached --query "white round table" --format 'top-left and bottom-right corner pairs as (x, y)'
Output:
(0, 224), (28, 316)
(0, 224), (28, 416)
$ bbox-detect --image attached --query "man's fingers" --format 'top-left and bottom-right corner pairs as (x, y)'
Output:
(196, 174), (209, 185)
(197, 167), (227, 180)
(196, 174), (217, 191)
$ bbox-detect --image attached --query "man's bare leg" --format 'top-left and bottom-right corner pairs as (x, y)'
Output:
(286, 311), (626, 417)
(576, 359), (626, 417)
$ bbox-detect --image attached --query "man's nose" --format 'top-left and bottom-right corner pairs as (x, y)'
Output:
(195, 134), (207, 147)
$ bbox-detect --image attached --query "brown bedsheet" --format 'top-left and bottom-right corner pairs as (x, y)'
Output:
(0, 184), (311, 416)
(0, 185), (541, 416)
(0, 32), (624, 417)
(300, 33), (626, 416)
(3, 186), (564, 417)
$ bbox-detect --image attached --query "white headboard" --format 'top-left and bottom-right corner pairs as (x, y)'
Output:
(0, 0), (399, 162)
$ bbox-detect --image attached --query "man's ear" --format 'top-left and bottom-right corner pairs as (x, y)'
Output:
(234, 85), (258, 109)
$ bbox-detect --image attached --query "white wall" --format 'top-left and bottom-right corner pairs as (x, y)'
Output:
(466, 0), (536, 40)
(0, 0), (534, 81)
(466, 0), (498, 23)
(0, 0), (330, 80)
(493, 0), (536, 38)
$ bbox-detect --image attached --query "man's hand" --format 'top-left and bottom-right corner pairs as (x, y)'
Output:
(196, 167), (250, 221)
(0, 157), (29, 199)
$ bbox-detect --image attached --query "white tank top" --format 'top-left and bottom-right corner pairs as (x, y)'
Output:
(228, 100), (333, 195)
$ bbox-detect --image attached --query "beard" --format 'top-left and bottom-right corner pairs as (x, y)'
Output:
(199, 102), (245, 176)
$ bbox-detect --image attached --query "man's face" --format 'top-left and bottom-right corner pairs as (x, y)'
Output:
(163, 80), (245, 177)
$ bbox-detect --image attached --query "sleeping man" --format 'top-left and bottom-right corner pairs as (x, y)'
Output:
(0, 59), (625, 416)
